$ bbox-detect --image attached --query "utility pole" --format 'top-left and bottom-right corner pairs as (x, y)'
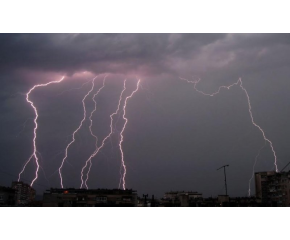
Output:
(217, 164), (229, 196)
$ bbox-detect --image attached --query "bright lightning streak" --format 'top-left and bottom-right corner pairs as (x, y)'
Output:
(239, 80), (278, 172)
(58, 76), (97, 188)
(119, 79), (141, 190)
(248, 141), (266, 196)
(18, 76), (65, 186)
(179, 77), (279, 172)
(88, 76), (108, 151)
(81, 76), (108, 187)
(80, 79), (127, 189)
(179, 77), (240, 96)
(18, 154), (34, 182)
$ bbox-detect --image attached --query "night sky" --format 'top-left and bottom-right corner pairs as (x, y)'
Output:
(1, 33), (290, 198)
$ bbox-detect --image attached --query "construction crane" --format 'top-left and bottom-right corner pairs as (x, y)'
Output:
(217, 164), (229, 196)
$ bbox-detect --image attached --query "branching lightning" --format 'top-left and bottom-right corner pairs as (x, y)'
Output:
(18, 76), (65, 186)
(88, 76), (107, 152)
(80, 76), (108, 188)
(80, 79), (127, 189)
(58, 76), (97, 188)
(179, 77), (279, 173)
(17, 72), (277, 196)
(179, 77), (240, 96)
(119, 79), (141, 190)
(239, 80), (278, 172)
(248, 141), (266, 196)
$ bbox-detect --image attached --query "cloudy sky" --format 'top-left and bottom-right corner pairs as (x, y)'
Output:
(1, 33), (290, 198)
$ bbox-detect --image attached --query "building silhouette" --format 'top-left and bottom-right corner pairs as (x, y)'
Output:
(255, 171), (290, 206)
(160, 191), (203, 207)
(11, 181), (36, 206)
(43, 188), (137, 207)
(0, 186), (16, 206)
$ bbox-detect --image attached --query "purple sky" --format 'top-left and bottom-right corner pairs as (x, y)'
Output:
(1, 33), (290, 198)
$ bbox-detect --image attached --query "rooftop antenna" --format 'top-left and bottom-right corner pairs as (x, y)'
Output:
(217, 164), (229, 196)
(280, 161), (290, 172)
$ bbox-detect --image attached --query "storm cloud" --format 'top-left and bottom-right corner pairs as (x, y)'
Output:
(1, 34), (290, 198)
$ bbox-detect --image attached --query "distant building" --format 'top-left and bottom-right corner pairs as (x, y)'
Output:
(161, 191), (203, 207)
(0, 186), (16, 206)
(137, 195), (158, 207)
(43, 188), (137, 207)
(11, 181), (36, 206)
(255, 171), (275, 202)
(217, 195), (229, 206)
(159, 191), (260, 207)
(255, 171), (290, 206)
(227, 197), (259, 207)
(201, 197), (220, 207)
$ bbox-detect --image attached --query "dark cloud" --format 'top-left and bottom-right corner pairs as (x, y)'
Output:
(1, 34), (290, 198)
(1, 33), (290, 80)
(0, 34), (228, 76)
(1, 33), (290, 78)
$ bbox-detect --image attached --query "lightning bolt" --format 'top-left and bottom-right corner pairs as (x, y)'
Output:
(119, 79), (141, 190)
(18, 76), (65, 186)
(88, 76), (107, 152)
(80, 79), (127, 189)
(58, 76), (97, 188)
(179, 77), (240, 96)
(248, 141), (266, 196)
(80, 75), (108, 188)
(239, 80), (278, 172)
(180, 77), (279, 172)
